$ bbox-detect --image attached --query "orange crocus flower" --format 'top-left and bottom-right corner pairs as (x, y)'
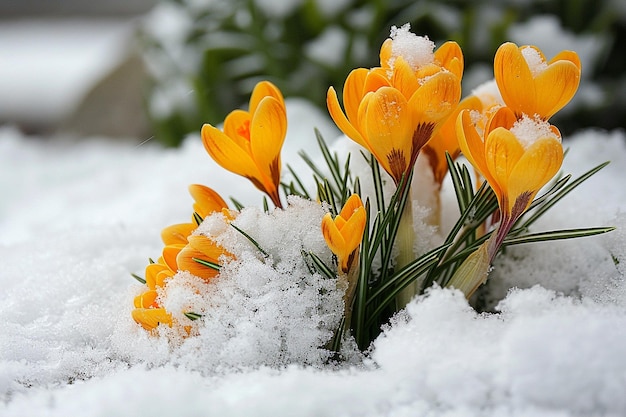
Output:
(327, 28), (462, 185)
(449, 107), (564, 299)
(201, 81), (287, 208)
(133, 185), (229, 331)
(456, 107), (564, 219)
(321, 194), (367, 274)
(494, 42), (581, 120)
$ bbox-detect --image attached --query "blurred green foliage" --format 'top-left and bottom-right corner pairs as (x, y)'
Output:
(140, 0), (626, 146)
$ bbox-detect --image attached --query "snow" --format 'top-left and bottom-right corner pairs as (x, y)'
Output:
(1, 11), (626, 415)
(388, 24), (436, 72)
(1, 104), (626, 414)
(520, 46), (548, 77)
(510, 115), (560, 149)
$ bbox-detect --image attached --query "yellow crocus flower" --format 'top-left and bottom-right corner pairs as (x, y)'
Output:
(201, 81), (287, 208)
(321, 194), (367, 274)
(494, 42), (581, 120)
(449, 106), (565, 299)
(457, 107), (564, 219)
(327, 29), (462, 185)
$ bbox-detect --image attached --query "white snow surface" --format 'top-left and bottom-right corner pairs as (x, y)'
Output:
(1, 99), (626, 415)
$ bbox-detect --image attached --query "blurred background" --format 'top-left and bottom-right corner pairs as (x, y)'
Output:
(1, 0), (625, 146)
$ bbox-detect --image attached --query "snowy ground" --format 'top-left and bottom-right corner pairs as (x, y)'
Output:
(1, 94), (626, 415)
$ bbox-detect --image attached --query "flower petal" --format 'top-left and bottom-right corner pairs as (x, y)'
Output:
(223, 110), (252, 151)
(339, 194), (365, 221)
(201, 124), (260, 180)
(188, 184), (228, 218)
(507, 137), (563, 209)
(162, 243), (185, 272)
(485, 127), (525, 212)
(327, 86), (368, 149)
(362, 87), (414, 183)
(132, 308), (172, 330)
(145, 262), (173, 290)
(340, 206), (366, 254)
(379, 38), (393, 68)
(176, 235), (227, 281)
(434, 41), (464, 79)
(134, 290), (159, 309)
(494, 42), (536, 118)
(161, 223), (195, 245)
(321, 213), (348, 260)
(249, 80), (284, 115)
(250, 95), (287, 190)
(534, 60), (581, 119)
(390, 56), (420, 99)
(343, 68), (370, 124)
(408, 71), (460, 125)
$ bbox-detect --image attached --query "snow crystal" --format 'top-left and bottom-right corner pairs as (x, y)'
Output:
(521, 46), (548, 77)
(510, 115), (560, 149)
(388, 23), (435, 73)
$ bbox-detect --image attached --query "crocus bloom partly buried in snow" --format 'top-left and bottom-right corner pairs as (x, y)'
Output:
(202, 81), (287, 208)
(132, 185), (230, 331)
(494, 42), (581, 120)
(327, 24), (462, 185)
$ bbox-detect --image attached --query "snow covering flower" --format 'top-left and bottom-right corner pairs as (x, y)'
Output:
(327, 24), (462, 185)
(321, 194), (366, 274)
(132, 185), (230, 331)
(201, 81), (287, 208)
(494, 42), (581, 120)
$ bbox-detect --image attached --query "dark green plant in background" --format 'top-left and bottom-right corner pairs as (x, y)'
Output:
(139, 0), (626, 147)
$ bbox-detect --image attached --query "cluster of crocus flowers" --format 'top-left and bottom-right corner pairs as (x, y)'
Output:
(327, 24), (463, 186)
(321, 194), (367, 328)
(447, 42), (581, 298)
(132, 184), (232, 331)
(201, 81), (287, 208)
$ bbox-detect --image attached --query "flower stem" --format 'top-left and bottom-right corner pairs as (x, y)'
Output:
(395, 196), (416, 308)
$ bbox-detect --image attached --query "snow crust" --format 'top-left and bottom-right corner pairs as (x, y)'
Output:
(1, 108), (626, 416)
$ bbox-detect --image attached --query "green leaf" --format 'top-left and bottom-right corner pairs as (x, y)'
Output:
(184, 312), (203, 321)
(230, 198), (245, 211)
(131, 273), (146, 285)
(307, 251), (336, 280)
(192, 258), (221, 270)
(502, 227), (615, 246)
(519, 161), (609, 230)
(230, 223), (269, 257)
